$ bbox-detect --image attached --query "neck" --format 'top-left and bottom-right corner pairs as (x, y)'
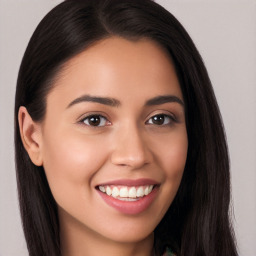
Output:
(59, 209), (154, 256)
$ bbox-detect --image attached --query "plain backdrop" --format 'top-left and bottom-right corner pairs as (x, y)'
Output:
(0, 0), (255, 255)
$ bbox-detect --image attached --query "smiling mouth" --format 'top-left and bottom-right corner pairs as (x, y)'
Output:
(96, 185), (155, 201)
(96, 179), (159, 214)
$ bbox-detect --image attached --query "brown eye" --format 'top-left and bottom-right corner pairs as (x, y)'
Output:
(82, 115), (108, 127)
(147, 114), (174, 125)
(152, 115), (165, 125)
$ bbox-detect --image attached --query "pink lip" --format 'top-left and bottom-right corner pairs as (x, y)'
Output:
(96, 179), (159, 215)
(96, 178), (159, 187)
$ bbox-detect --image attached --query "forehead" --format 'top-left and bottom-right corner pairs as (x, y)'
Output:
(47, 37), (183, 107)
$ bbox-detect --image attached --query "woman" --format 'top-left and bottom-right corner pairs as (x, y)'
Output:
(15, 0), (238, 255)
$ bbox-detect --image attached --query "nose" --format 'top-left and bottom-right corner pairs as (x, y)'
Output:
(110, 124), (152, 169)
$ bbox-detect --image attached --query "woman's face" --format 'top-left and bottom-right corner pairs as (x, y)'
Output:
(39, 37), (187, 243)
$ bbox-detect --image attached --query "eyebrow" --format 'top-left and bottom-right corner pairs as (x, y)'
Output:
(145, 95), (184, 107)
(67, 95), (121, 108)
(66, 94), (184, 109)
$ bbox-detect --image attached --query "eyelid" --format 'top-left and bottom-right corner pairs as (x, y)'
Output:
(145, 111), (178, 127)
(146, 110), (177, 121)
(77, 113), (111, 127)
(76, 111), (109, 121)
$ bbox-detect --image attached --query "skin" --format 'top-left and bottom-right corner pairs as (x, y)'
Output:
(19, 37), (188, 256)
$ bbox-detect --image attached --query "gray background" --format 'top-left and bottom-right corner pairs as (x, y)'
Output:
(0, 0), (255, 255)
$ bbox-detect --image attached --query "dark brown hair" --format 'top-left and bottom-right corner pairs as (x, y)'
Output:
(15, 0), (238, 255)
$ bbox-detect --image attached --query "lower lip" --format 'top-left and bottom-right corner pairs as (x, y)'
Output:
(97, 187), (158, 215)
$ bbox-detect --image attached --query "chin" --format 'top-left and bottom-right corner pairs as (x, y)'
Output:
(95, 217), (157, 243)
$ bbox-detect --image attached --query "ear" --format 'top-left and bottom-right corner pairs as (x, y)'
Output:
(18, 106), (43, 166)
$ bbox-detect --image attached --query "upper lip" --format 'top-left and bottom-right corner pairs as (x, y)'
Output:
(96, 178), (159, 187)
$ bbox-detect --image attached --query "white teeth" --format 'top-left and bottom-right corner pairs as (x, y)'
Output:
(106, 186), (112, 196)
(144, 186), (149, 195)
(98, 185), (155, 199)
(119, 187), (129, 197)
(112, 187), (119, 198)
(128, 187), (137, 198)
(118, 197), (138, 201)
(99, 186), (105, 193)
(136, 186), (144, 197)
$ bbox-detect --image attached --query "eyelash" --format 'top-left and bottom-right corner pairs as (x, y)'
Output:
(79, 114), (110, 127)
(79, 113), (176, 128)
(146, 114), (176, 126)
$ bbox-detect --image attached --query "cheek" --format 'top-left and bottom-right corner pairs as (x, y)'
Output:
(41, 131), (108, 206)
(146, 131), (187, 222)
(155, 128), (188, 178)
(152, 128), (188, 206)
(164, 141), (187, 179)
